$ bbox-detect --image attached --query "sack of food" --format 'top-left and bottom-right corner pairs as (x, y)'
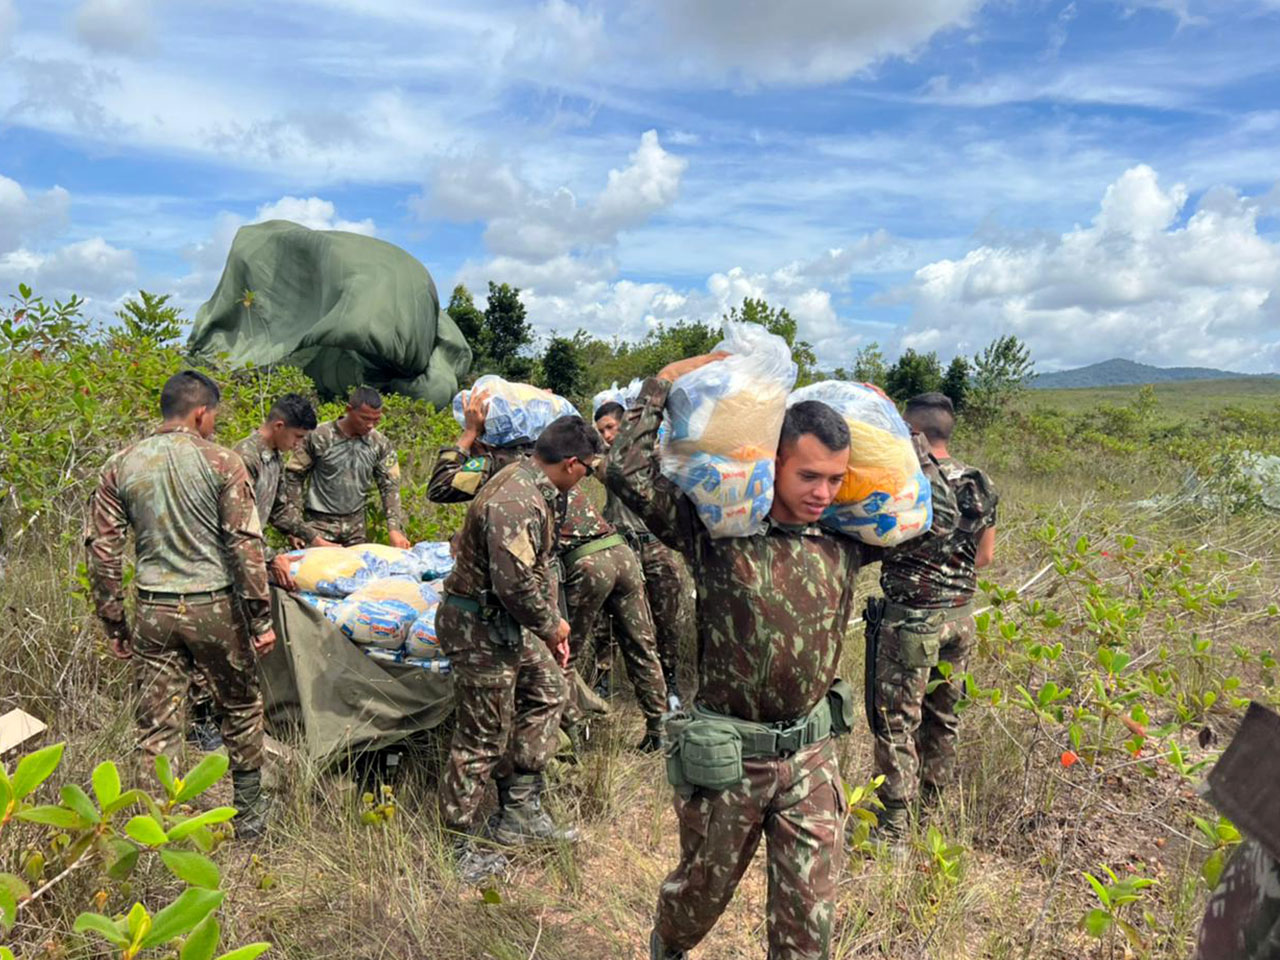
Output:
(327, 577), (441, 648)
(411, 541), (455, 580)
(786, 381), (932, 546)
(452, 375), (577, 447)
(661, 322), (796, 538)
(282, 547), (388, 597)
(296, 592), (342, 618)
(592, 377), (645, 414)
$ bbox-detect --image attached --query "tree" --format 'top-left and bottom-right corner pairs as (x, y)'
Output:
(941, 355), (971, 411)
(884, 348), (942, 403)
(447, 284), (487, 375)
(116, 291), (183, 345)
(724, 298), (817, 386)
(850, 342), (887, 387)
(540, 335), (583, 399)
(483, 282), (533, 380)
(968, 334), (1035, 426)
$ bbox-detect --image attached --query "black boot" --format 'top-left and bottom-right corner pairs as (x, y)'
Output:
(649, 929), (687, 960)
(492, 772), (580, 846)
(231, 769), (269, 839)
(636, 717), (666, 753)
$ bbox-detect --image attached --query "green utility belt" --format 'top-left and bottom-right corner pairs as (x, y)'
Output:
(664, 680), (855, 793)
(882, 599), (975, 624)
(443, 592), (522, 648)
(563, 532), (627, 567)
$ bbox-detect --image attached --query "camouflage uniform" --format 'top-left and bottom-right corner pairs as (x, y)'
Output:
(559, 485), (666, 728)
(233, 431), (289, 558)
(85, 424), (271, 771)
(427, 442), (532, 504)
(437, 460), (569, 833)
(606, 377), (953, 960)
(279, 419), (402, 547)
(872, 458), (997, 811)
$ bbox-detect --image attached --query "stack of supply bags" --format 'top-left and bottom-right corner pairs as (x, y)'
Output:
(351, 541), (454, 581)
(411, 541), (455, 580)
(787, 381), (932, 546)
(592, 378), (645, 414)
(661, 322), (797, 538)
(452, 375), (577, 447)
(281, 547), (388, 597)
(327, 577), (442, 655)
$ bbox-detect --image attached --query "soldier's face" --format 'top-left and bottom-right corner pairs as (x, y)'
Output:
(595, 415), (620, 446)
(345, 403), (383, 436)
(772, 434), (849, 525)
(270, 422), (310, 452)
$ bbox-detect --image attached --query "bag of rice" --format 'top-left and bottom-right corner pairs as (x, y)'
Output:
(282, 547), (388, 597)
(411, 541), (455, 580)
(327, 577), (441, 649)
(661, 322), (796, 538)
(452, 375), (577, 447)
(786, 381), (933, 547)
(296, 592), (342, 617)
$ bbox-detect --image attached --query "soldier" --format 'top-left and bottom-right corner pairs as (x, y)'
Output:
(437, 415), (601, 884)
(278, 386), (409, 549)
(558, 482), (668, 752)
(868, 392), (997, 844)
(593, 401), (695, 710)
(427, 387), (532, 504)
(606, 356), (953, 960)
(85, 370), (275, 838)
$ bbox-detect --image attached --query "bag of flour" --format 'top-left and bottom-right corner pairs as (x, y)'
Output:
(452, 375), (577, 447)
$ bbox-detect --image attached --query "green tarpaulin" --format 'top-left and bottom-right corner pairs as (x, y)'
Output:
(260, 589), (454, 767)
(188, 220), (472, 407)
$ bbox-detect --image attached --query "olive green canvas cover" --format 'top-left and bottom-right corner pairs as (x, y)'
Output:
(188, 220), (471, 407)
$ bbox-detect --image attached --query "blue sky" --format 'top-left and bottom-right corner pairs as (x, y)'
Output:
(1, 0), (1278, 371)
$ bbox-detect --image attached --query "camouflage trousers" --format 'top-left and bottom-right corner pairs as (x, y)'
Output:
(132, 595), (264, 771)
(872, 613), (975, 806)
(562, 543), (666, 725)
(632, 536), (695, 679)
(303, 509), (367, 548)
(437, 603), (568, 831)
(657, 737), (846, 960)
(1195, 838), (1280, 960)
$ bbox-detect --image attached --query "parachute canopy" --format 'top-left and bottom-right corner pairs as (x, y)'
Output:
(187, 220), (471, 407)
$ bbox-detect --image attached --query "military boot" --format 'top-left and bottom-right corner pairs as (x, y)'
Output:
(574, 672), (611, 717)
(453, 834), (509, 886)
(231, 769), (269, 840)
(663, 666), (683, 713)
(870, 800), (910, 860)
(636, 717), (666, 753)
(649, 929), (687, 960)
(492, 772), (581, 846)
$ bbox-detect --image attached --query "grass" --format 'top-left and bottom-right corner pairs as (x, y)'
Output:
(1026, 376), (1280, 418)
(3, 382), (1280, 960)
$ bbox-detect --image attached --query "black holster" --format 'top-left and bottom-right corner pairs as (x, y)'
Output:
(863, 596), (886, 736)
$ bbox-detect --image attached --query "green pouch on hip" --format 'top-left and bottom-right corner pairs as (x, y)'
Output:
(894, 610), (944, 669)
(664, 716), (691, 790)
(678, 719), (744, 791)
(826, 678), (856, 737)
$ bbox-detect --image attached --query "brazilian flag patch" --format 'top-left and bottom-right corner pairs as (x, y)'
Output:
(462, 457), (486, 473)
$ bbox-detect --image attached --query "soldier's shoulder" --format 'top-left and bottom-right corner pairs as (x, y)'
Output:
(189, 436), (250, 479)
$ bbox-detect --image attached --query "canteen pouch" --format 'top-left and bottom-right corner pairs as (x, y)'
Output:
(671, 718), (744, 792)
(890, 607), (944, 669)
(826, 678), (856, 737)
(664, 715), (691, 791)
(478, 591), (523, 649)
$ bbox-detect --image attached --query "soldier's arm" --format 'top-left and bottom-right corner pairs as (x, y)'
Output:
(84, 460), (130, 635)
(427, 446), (494, 503)
(603, 376), (700, 557)
(374, 437), (404, 533)
(276, 435), (316, 542)
(218, 457), (273, 636)
(486, 502), (560, 643)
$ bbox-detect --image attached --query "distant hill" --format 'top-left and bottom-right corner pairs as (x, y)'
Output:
(1030, 358), (1278, 390)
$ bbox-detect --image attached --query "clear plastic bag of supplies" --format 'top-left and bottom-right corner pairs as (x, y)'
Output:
(283, 547), (389, 597)
(327, 577), (441, 649)
(411, 541), (455, 580)
(349, 542), (453, 581)
(592, 377), (645, 415)
(661, 322), (797, 538)
(452, 375), (577, 447)
(786, 381), (932, 547)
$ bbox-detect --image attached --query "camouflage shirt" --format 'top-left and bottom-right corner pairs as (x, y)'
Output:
(880, 456), (997, 609)
(279, 419), (402, 537)
(560, 483), (615, 554)
(233, 432), (288, 558)
(427, 442), (532, 504)
(442, 459), (563, 644)
(86, 425), (272, 635)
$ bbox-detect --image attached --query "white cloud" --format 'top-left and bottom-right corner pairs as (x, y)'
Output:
(901, 165), (1280, 371)
(0, 236), (137, 300)
(254, 196), (376, 235)
(0, 174), (71, 253)
(0, 0), (18, 54)
(74, 0), (156, 56)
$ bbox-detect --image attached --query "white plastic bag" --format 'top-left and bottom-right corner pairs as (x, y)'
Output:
(661, 322), (797, 538)
(327, 577), (441, 649)
(452, 375), (577, 447)
(282, 547), (388, 597)
(786, 381), (932, 546)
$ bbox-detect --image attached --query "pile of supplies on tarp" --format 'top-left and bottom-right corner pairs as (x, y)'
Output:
(287, 541), (453, 671)
(787, 381), (932, 546)
(452, 375), (577, 447)
(660, 322), (797, 538)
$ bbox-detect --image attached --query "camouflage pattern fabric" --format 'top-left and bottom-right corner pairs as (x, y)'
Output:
(1195, 839), (1280, 959)
(437, 601), (568, 831)
(234, 431), (289, 558)
(85, 424), (271, 636)
(132, 595), (264, 770)
(635, 536), (695, 682)
(871, 614), (975, 804)
(562, 542), (666, 724)
(279, 419), (402, 542)
(426, 442), (531, 504)
(656, 738), (846, 959)
(880, 457), (997, 609)
(302, 510), (368, 548)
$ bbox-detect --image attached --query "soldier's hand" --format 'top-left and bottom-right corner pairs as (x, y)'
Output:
(252, 628), (277, 657)
(388, 530), (411, 551)
(551, 618), (571, 668)
(658, 351), (731, 384)
(268, 554), (297, 591)
(462, 389), (490, 436)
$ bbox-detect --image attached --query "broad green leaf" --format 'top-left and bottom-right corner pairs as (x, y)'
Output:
(161, 849), (221, 889)
(168, 807), (238, 841)
(92, 761), (121, 807)
(1202, 848), (1227, 889)
(2, 946), (14, 960)
(156, 754), (177, 796)
(74, 911), (130, 947)
(0, 874), (33, 901)
(17, 804), (89, 829)
(0, 778), (11, 815)
(214, 944), (272, 960)
(181, 915), (222, 960)
(61, 784), (101, 824)
(1082, 908), (1112, 938)
(0, 889), (15, 934)
(481, 887), (502, 905)
(1082, 871), (1110, 908)
(105, 840), (141, 882)
(176, 754), (230, 804)
(125, 814), (170, 846)
(127, 901), (151, 943)
(103, 788), (146, 817)
(141, 888), (225, 948)
(12, 742), (65, 800)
